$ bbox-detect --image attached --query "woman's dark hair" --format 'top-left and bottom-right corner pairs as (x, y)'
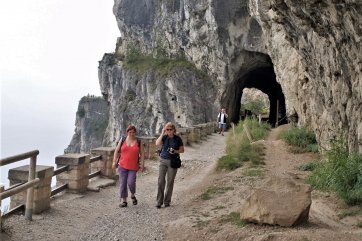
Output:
(126, 125), (137, 133)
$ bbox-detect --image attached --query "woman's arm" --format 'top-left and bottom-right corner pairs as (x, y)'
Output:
(112, 140), (122, 169)
(175, 145), (184, 154)
(140, 143), (145, 172)
(155, 129), (166, 146)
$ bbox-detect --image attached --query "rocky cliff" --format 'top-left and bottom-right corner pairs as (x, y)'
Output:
(65, 96), (109, 153)
(67, 0), (361, 153)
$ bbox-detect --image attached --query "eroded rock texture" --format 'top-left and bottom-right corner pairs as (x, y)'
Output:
(68, 0), (361, 153)
(65, 96), (109, 153)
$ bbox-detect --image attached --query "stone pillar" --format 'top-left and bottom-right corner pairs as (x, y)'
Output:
(90, 147), (116, 178)
(55, 154), (90, 193)
(0, 185), (4, 229)
(8, 165), (54, 214)
(138, 136), (158, 160)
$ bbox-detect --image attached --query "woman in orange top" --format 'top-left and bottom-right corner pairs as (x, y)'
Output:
(112, 125), (145, 208)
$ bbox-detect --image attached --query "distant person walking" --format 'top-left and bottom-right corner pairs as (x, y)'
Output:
(217, 108), (228, 136)
(112, 125), (145, 208)
(155, 122), (184, 208)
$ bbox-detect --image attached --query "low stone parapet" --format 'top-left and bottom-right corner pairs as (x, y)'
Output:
(55, 154), (90, 193)
(8, 165), (54, 214)
(138, 136), (158, 160)
(195, 125), (207, 140)
(178, 132), (188, 146)
(90, 147), (116, 178)
(206, 122), (217, 134)
(207, 122), (218, 133)
(187, 127), (201, 143)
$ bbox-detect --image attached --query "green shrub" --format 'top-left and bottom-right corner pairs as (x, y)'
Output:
(308, 139), (362, 206)
(217, 119), (269, 171)
(280, 124), (318, 153)
(243, 167), (264, 177)
(125, 47), (142, 64)
(77, 106), (85, 118)
(243, 99), (266, 115)
(217, 155), (242, 170)
(357, 221), (362, 228)
(123, 47), (205, 78)
(201, 186), (234, 200)
(298, 162), (317, 171)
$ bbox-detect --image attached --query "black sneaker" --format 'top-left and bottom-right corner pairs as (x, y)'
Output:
(164, 204), (170, 207)
(156, 205), (161, 209)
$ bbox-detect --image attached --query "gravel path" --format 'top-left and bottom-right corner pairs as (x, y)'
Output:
(1, 133), (226, 241)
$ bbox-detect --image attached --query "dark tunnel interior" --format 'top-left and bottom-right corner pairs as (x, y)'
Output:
(228, 66), (288, 127)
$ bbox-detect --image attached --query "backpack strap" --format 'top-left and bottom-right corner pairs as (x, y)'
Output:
(137, 139), (141, 163)
(118, 136), (126, 156)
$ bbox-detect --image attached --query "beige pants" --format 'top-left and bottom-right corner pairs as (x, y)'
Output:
(156, 158), (178, 206)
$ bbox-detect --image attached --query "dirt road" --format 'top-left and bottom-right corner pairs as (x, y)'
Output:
(1, 127), (361, 240)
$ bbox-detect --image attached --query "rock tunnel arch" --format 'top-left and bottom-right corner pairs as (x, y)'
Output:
(223, 56), (288, 127)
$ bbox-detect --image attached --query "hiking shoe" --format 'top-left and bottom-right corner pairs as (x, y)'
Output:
(119, 202), (127, 208)
(131, 196), (138, 205)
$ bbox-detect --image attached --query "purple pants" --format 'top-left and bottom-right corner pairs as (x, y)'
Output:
(118, 167), (137, 199)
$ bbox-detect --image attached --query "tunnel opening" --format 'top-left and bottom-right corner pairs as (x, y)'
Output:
(225, 64), (288, 128)
(240, 88), (270, 121)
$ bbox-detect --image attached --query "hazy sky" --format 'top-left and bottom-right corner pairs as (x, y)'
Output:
(0, 0), (119, 183)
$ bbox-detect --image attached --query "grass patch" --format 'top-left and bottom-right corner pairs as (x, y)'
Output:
(298, 162), (317, 171)
(280, 124), (318, 153)
(243, 167), (264, 177)
(122, 47), (205, 78)
(337, 207), (362, 219)
(357, 221), (362, 228)
(217, 155), (243, 170)
(192, 219), (210, 229)
(217, 118), (269, 171)
(201, 186), (234, 200)
(307, 139), (362, 206)
(211, 205), (225, 210)
(220, 212), (247, 227)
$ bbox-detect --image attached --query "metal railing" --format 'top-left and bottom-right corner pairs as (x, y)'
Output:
(0, 150), (40, 221)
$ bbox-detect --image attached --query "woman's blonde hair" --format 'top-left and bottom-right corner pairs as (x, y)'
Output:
(165, 122), (176, 132)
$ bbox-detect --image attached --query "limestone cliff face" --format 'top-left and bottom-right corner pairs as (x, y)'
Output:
(98, 53), (216, 145)
(253, 0), (362, 152)
(103, 0), (361, 152)
(67, 0), (361, 153)
(65, 96), (109, 153)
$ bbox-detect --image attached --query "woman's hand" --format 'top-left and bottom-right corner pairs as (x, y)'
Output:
(112, 161), (118, 170)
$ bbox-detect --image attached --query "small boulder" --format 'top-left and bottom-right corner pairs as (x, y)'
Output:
(240, 176), (312, 227)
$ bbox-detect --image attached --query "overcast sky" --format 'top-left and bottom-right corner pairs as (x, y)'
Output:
(0, 0), (119, 183)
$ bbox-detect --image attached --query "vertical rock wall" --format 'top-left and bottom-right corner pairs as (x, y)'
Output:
(252, 0), (362, 151)
(67, 0), (361, 153)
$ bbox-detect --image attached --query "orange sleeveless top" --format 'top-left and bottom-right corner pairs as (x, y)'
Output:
(119, 141), (139, 171)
